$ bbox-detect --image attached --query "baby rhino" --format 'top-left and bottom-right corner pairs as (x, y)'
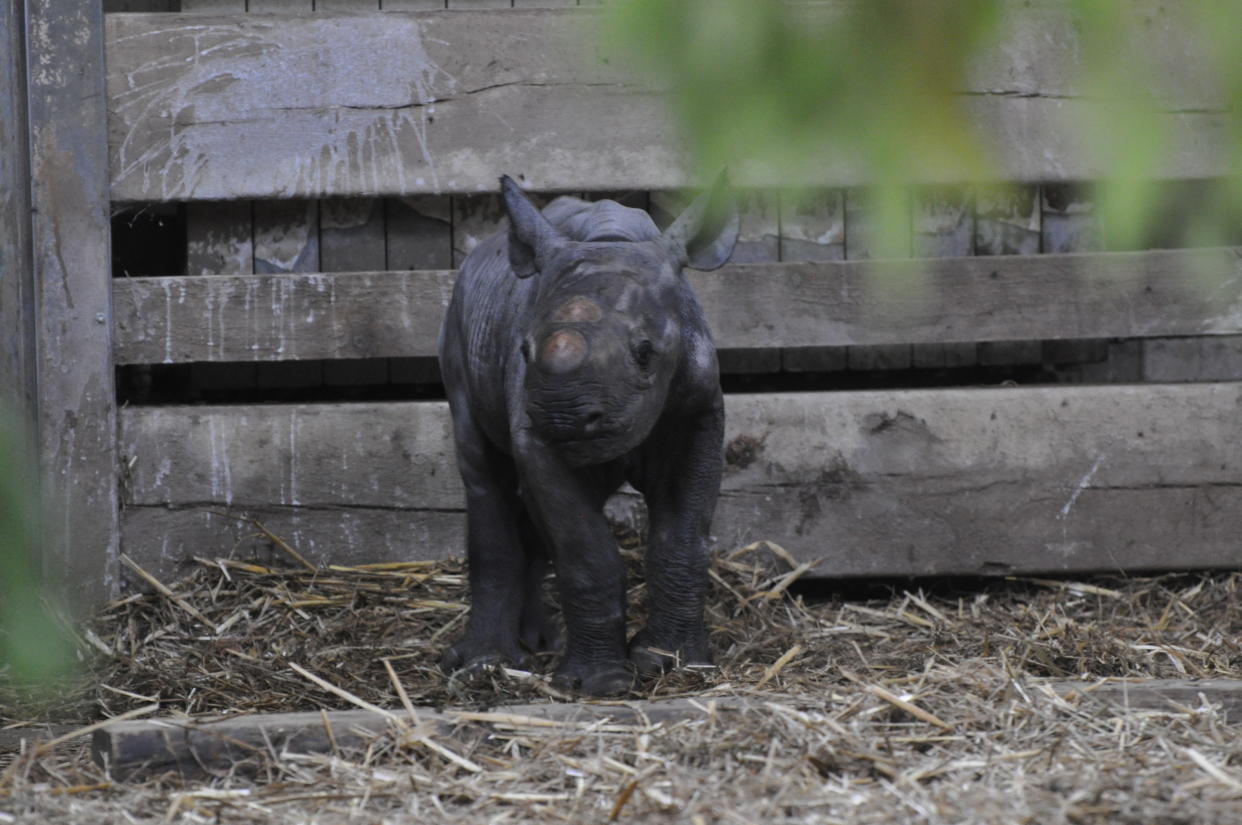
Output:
(438, 175), (738, 695)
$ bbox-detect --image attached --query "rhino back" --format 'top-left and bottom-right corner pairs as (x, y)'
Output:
(543, 196), (660, 244)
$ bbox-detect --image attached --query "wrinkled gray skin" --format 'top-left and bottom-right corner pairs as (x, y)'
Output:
(437, 175), (739, 696)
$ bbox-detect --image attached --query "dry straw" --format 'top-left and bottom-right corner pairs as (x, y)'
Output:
(2, 536), (1242, 823)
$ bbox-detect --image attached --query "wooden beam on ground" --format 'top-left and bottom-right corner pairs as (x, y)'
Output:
(103, 8), (1233, 201)
(113, 248), (1242, 364)
(1052, 679), (1242, 718)
(93, 697), (748, 779)
(120, 383), (1242, 581)
(93, 679), (1242, 779)
(26, 0), (119, 608)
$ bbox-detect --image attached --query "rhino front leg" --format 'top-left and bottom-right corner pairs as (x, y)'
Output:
(441, 414), (546, 673)
(628, 406), (724, 676)
(515, 435), (633, 696)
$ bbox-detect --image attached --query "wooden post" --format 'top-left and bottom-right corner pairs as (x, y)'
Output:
(0, 0), (35, 433)
(23, 0), (119, 608)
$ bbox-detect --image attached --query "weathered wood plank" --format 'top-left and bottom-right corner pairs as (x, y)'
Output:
(180, 0), (246, 11)
(450, 194), (506, 269)
(320, 197), (389, 388)
(844, 189), (911, 371)
(103, 10), (1237, 201)
(94, 698), (745, 779)
(120, 507), (464, 582)
(184, 200), (258, 397)
(0, 0), (34, 428)
(92, 679), (1242, 780)
(1058, 679), (1242, 719)
(911, 187), (977, 369)
(974, 184), (1042, 366)
(27, 0), (119, 608)
(120, 384), (1242, 579)
(114, 271), (454, 364)
(779, 190), (846, 373)
(112, 248), (1242, 365)
(386, 196), (452, 270)
(185, 201), (252, 277)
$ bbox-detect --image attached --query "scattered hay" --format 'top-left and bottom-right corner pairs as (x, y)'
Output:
(3, 538), (1242, 823)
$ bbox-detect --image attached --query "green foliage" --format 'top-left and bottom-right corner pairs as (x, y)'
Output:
(606, 0), (1242, 253)
(0, 407), (75, 690)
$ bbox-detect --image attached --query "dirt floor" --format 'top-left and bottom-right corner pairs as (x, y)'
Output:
(3, 536), (1242, 824)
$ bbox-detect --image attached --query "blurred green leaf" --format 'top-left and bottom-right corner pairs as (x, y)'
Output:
(606, 0), (1242, 254)
(0, 406), (75, 690)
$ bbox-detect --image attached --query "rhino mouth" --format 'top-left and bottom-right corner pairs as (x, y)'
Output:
(555, 431), (636, 466)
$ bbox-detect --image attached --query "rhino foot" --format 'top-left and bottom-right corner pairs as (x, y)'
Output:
(627, 629), (712, 677)
(551, 660), (634, 697)
(440, 636), (532, 675)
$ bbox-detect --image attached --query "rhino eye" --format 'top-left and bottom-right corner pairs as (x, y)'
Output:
(633, 339), (654, 369)
(520, 339), (533, 363)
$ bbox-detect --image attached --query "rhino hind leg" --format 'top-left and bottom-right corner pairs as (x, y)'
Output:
(516, 513), (559, 657)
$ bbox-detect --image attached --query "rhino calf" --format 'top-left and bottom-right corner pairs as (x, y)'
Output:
(437, 175), (738, 695)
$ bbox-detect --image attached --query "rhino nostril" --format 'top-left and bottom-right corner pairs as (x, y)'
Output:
(582, 408), (605, 435)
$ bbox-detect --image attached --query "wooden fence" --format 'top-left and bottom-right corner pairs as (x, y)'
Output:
(3, 0), (1241, 608)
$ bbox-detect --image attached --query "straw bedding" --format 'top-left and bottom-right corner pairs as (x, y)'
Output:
(2, 533), (1242, 823)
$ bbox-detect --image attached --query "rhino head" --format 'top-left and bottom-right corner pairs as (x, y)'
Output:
(501, 175), (738, 467)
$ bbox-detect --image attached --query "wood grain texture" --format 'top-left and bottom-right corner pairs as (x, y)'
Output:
(185, 201), (253, 276)
(386, 196), (452, 270)
(320, 198), (386, 272)
(93, 679), (1242, 779)
(112, 248), (1242, 364)
(94, 697), (745, 779)
(911, 187), (977, 369)
(0, 0), (34, 427)
(778, 190), (846, 373)
(114, 271), (454, 364)
(120, 384), (1242, 579)
(120, 507), (464, 582)
(975, 185), (1042, 366)
(179, 0), (246, 11)
(103, 9), (1236, 201)
(844, 189), (911, 371)
(27, 0), (119, 608)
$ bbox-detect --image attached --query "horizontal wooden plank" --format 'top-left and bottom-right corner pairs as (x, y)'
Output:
(94, 697), (748, 778)
(120, 507), (464, 583)
(113, 248), (1242, 364)
(93, 677), (1242, 779)
(121, 383), (1242, 580)
(104, 9), (1233, 200)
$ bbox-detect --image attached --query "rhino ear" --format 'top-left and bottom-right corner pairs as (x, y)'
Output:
(662, 171), (739, 272)
(501, 175), (566, 279)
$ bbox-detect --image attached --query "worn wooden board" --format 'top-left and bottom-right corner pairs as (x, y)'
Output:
(103, 9), (1236, 201)
(88, 680), (1242, 779)
(911, 187), (977, 369)
(94, 697), (746, 779)
(843, 188), (911, 371)
(112, 247), (1242, 365)
(319, 199), (389, 387)
(180, 0), (246, 11)
(114, 271), (454, 364)
(26, 0), (120, 608)
(120, 384), (1242, 580)
(974, 184), (1042, 366)
(386, 196), (452, 271)
(0, 0), (34, 427)
(120, 507), (464, 580)
(778, 190), (846, 373)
